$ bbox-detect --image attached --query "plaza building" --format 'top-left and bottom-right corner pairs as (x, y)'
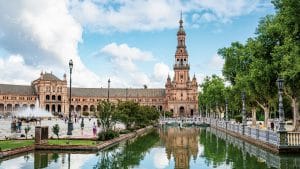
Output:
(0, 16), (198, 117)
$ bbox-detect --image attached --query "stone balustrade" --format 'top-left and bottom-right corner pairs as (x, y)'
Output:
(287, 132), (300, 146)
(160, 116), (300, 148)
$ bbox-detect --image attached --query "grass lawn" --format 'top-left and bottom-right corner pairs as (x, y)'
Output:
(47, 139), (98, 146)
(0, 140), (34, 151)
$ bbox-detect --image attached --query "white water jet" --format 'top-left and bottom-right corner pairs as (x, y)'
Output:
(16, 99), (53, 118)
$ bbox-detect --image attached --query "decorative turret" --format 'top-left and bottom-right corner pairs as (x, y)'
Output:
(192, 74), (197, 86)
(165, 74), (172, 87)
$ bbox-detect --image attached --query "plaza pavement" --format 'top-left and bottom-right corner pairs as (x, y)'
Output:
(0, 118), (124, 140)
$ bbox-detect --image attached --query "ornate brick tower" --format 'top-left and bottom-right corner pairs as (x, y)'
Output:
(165, 14), (198, 117)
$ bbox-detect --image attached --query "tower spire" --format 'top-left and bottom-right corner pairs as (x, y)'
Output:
(179, 11), (183, 27)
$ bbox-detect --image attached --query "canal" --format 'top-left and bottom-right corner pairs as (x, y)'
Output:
(1, 127), (300, 169)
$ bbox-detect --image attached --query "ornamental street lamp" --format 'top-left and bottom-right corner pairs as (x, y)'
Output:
(107, 78), (111, 102)
(67, 59), (73, 135)
(225, 98), (228, 121)
(277, 78), (286, 131)
(241, 91), (246, 135)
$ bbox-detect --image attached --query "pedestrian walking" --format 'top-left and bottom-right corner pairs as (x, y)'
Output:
(93, 122), (97, 137)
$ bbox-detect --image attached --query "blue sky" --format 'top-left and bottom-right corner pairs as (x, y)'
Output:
(0, 0), (274, 88)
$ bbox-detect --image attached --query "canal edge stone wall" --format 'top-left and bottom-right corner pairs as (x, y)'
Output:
(211, 125), (281, 154)
(0, 126), (154, 159)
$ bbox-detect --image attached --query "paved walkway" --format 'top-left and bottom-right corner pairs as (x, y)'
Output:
(0, 118), (124, 140)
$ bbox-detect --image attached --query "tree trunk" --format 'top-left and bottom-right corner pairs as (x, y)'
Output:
(255, 100), (269, 128)
(292, 97), (299, 131)
(251, 107), (256, 126)
(263, 107), (269, 128)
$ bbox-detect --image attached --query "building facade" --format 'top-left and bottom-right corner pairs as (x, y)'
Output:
(0, 17), (198, 117)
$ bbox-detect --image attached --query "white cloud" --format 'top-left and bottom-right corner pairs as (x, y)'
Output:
(191, 0), (261, 23)
(209, 54), (225, 72)
(201, 13), (217, 22)
(69, 0), (268, 32)
(0, 54), (40, 85)
(70, 0), (181, 32)
(100, 43), (153, 87)
(0, 0), (100, 87)
(101, 43), (153, 72)
(100, 43), (172, 88)
(153, 148), (169, 169)
(153, 62), (173, 81)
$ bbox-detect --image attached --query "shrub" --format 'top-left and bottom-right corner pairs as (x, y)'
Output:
(82, 112), (89, 116)
(52, 124), (60, 139)
(98, 130), (119, 141)
(234, 115), (242, 123)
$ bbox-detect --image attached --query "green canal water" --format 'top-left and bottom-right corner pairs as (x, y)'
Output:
(1, 127), (300, 169)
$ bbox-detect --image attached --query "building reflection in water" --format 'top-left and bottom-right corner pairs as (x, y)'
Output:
(160, 127), (199, 169)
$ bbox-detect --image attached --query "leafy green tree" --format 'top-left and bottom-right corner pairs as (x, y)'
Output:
(116, 101), (140, 129)
(271, 0), (300, 130)
(199, 75), (226, 118)
(52, 124), (60, 139)
(96, 100), (117, 132)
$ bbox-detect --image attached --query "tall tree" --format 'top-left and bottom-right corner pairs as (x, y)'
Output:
(96, 100), (117, 132)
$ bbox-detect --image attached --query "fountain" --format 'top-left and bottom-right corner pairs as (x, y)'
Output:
(16, 99), (53, 119)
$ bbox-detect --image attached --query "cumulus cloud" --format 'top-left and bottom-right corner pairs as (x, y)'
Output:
(69, 0), (269, 32)
(100, 43), (171, 88)
(0, 0), (100, 87)
(0, 54), (40, 85)
(101, 43), (153, 72)
(209, 54), (225, 72)
(100, 43), (152, 87)
(70, 0), (181, 32)
(153, 62), (173, 81)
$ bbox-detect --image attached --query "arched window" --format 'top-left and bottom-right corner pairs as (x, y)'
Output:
(46, 95), (50, 100)
(52, 95), (56, 100)
(58, 95), (62, 101)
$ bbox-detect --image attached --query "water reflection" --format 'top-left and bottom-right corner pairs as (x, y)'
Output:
(1, 127), (300, 169)
(160, 127), (199, 169)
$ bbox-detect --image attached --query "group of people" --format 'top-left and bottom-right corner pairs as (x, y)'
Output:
(12, 119), (22, 132)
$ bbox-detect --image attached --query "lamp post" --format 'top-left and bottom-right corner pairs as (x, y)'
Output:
(225, 98), (229, 130)
(107, 78), (111, 102)
(225, 98), (228, 121)
(241, 91), (246, 135)
(67, 59), (73, 135)
(277, 78), (286, 131)
(277, 78), (287, 146)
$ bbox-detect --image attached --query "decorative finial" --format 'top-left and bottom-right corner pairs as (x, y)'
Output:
(179, 10), (183, 27)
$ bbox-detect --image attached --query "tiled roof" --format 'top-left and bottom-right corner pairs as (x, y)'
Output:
(70, 88), (166, 97)
(0, 84), (35, 95)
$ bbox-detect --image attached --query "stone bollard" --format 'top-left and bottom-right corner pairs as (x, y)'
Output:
(35, 126), (49, 144)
